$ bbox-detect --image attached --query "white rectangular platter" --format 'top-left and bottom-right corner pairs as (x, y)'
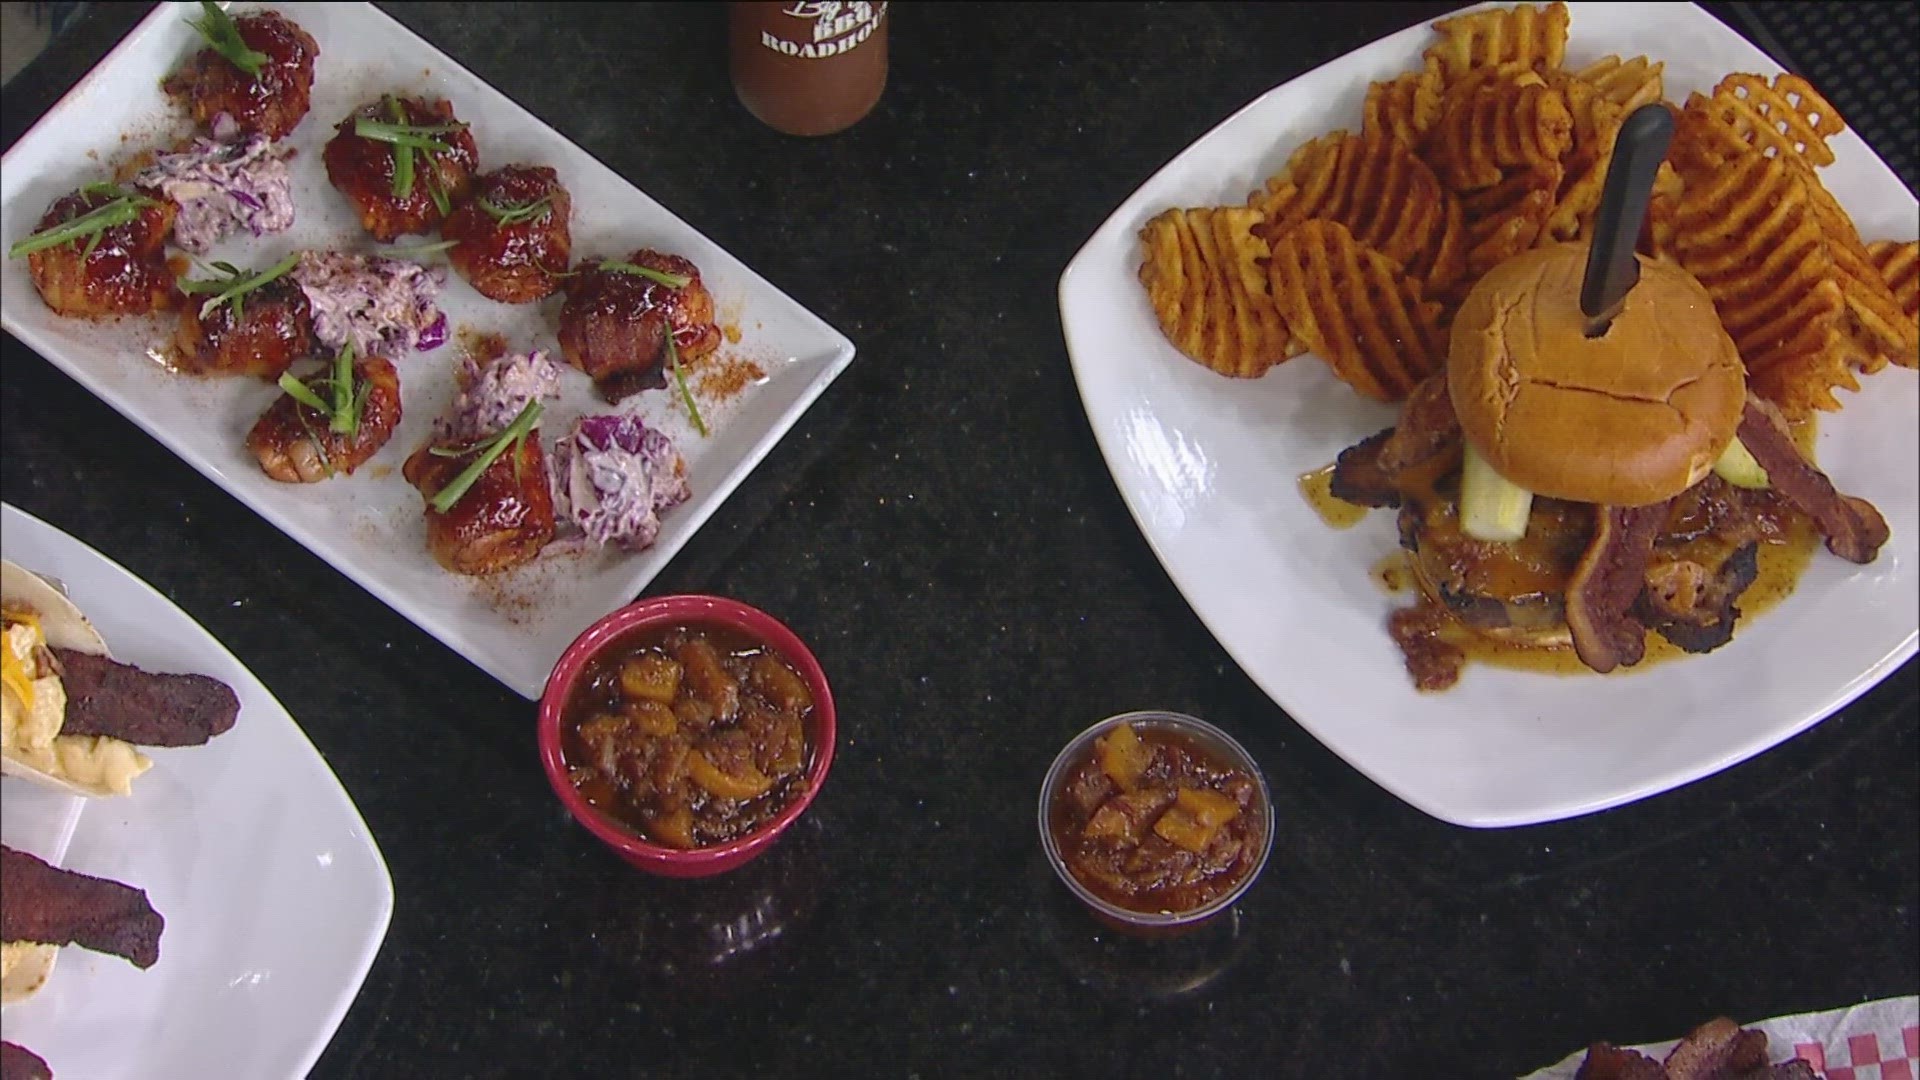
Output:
(0, 2), (857, 699)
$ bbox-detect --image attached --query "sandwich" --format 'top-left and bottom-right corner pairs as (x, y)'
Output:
(1331, 242), (1890, 689)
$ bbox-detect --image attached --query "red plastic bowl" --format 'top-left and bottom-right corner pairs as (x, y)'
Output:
(538, 595), (836, 878)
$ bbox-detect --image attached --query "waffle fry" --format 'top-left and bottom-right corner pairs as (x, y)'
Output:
(1267, 220), (1446, 402)
(1138, 207), (1300, 379)
(1461, 163), (1562, 277)
(1544, 76), (1625, 240)
(1425, 1), (1569, 84)
(1134, 3), (1906, 419)
(1427, 194), (1471, 301)
(1252, 130), (1457, 287)
(1638, 161), (1683, 261)
(1423, 76), (1573, 192)
(1803, 181), (1918, 372)
(1363, 56), (1444, 148)
(1249, 132), (1341, 222)
(1575, 55), (1664, 112)
(1670, 145), (1856, 416)
(1867, 240), (1918, 331)
(1704, 73), (1844, 170)
(1678, 88), (1914, 372)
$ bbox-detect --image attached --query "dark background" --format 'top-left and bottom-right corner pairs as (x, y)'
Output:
(3, 3), (1915, 1078)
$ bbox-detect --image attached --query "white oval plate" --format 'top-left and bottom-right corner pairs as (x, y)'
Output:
(0, 502), (392, 1079)
(1057, 1), (1918, 827)
(0, 2), (857, 699)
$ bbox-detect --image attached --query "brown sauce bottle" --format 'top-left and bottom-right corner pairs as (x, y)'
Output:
(729, 1), (889, 136)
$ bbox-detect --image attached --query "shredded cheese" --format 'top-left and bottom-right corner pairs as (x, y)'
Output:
(0, 611), (43, 711)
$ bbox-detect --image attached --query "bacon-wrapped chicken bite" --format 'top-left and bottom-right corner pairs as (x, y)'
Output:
(9, 185), (178, 320)
(246, 348), (402, 482)
(441, 165), (572, 303)
(324, 96), (478, 241)
(557, 250), (721, 403)
(403, 403), (556, 576)
(171, 256), (316, 378)
(163, 5), (319, 140)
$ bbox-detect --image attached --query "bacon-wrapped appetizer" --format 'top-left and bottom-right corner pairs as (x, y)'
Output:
(440, 164), (572, 303)
(403, 350), (562, 576)
(7, 184), (178, 320)
(404, 403), (556, 576)
(162, 3), (319, 141)
(324, 95), (478, 241)
(170, 255), (316, 378)
(246, 345), (402, 482)
(557, 249), (721, 405)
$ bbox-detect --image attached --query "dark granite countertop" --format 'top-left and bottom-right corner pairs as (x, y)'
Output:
(2, 3), (1914, 1078)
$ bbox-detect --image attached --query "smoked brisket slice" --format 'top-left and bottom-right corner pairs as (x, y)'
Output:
(48, 648), (238, 747)
(0, 845), (163, 969)
(0, 1042), (52, 1080)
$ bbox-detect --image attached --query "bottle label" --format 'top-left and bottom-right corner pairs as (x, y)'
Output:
(759, 1), (887, 59)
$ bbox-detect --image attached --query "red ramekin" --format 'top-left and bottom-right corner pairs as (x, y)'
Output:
(538, 595), (836, 878)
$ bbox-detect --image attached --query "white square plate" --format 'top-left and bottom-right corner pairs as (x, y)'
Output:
(0, 2), (857, 699)
(0, 502), (393, 1080)
(1057, 1), (1918, 827)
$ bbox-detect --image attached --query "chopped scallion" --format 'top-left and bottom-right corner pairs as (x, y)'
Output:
(477, 194), (552, 227)
(428, 400), (544, 514)
(185, 0), (268, 78)
(666, 333), (707, 438)
(598, 261), (690, 288)
(7, 191), (153, 259)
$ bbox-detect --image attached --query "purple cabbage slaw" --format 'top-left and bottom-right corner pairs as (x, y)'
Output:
(135, 132), (294, 253)
(436, 350), (563, 444)
(290, 251), (447, 359)
(549, 413), (690, 551)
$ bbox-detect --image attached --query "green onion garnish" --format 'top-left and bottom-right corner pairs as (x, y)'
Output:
(179, 251), (299, 321)
(274, 342), (367, 440)
(598, 261), (691, 288)
(185, 1), (268, 78)
(666, 333), (707, 438)
(428, 400), (544, 514)
(381, 98), (414, 200)
(7, 190), (154, 259)
(425, 171), (451, 217)
(276, 373), (330, 413)
(359, 128), (456, 152)
(352, 118), (469, 141)
(476, 194), (552, 227)
(354, 109), (467, 200)
(380, 239), (461, 258)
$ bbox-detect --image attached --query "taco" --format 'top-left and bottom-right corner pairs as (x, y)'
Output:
(1, 560), (240, 800)
(1, 561), (150, 798)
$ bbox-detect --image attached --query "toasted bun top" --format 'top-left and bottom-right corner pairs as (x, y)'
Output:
(1447, 243), (1746, 506)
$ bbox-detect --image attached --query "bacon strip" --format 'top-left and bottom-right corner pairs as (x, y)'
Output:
(0, 846), (162, 969)
(1376, 373), (1461, 474)
(1565, 501), (1671, 673)
(49, 648), (238, 747)
(1736, 396), (1889, 564)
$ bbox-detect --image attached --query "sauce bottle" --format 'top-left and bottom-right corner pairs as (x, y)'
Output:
(729, 2), (889, 137)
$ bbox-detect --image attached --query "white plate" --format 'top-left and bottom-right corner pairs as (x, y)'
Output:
(1058, 1), (1919, 827)
(0, 2), (857, 699)
(0, 503), (392, 1079)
